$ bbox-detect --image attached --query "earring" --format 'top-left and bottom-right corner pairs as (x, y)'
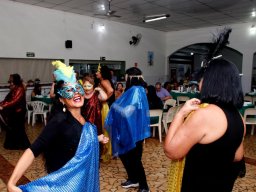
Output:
(62, 103), (66, 112)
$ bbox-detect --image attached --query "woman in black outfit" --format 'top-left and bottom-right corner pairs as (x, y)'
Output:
(106, 67), (150, 192)
(164, 28), (245, 192)
(0, 74), (30, 150)
(146, 85), (163, 110)
(7, 61), (108, 192)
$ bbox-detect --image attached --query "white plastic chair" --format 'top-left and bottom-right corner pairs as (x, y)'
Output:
(177, 96), (190, 106)
(244, 95), (253, 103)
(149, 109), (163, 143)
(162, 106), (179, 134)
(163, 99), (176, 109)
(252, 96), (256, 106)
(26, 101), (33, 125)
(244, 108), (256, 135)
(31, 101), (48, 127)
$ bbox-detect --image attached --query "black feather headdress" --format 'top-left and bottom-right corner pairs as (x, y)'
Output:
(202, 27), (232, 68)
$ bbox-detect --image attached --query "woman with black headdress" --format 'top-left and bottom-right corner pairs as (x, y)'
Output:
(164, 28), (245, 192)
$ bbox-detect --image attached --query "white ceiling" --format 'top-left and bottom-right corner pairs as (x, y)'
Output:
(10, 0), (256, 32)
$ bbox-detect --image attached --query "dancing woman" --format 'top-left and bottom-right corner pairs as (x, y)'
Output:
(8, 61), (108, 192)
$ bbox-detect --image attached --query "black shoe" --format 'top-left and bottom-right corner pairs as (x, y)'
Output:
(238, 168), (246, 178)
(138, 189), (150, 192)
(121, 180), (139, 188)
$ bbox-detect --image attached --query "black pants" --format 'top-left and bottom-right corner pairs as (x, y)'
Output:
(4, 110), (30, 150)
(119, 140), (149, 190)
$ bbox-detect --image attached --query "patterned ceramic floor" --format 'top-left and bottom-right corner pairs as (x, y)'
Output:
(0, 123), (255, 192)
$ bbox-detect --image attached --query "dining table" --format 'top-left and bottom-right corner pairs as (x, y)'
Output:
(170, 90), (200, 100)
(31, 95), (53, 111)
(31, 95), (53, 104)
(239, 102), (255, 116)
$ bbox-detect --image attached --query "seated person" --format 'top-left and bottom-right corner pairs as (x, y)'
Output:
(110, 70), (117, 86)
(26, 79), (34, 86)
(31, 82), (42, 97)
(146, 85), (163, 110)
(146, 85), (163, 125)
(115, 82), (124, 99)
(163, 81), (172, 92)
(155, 82), (172, 102)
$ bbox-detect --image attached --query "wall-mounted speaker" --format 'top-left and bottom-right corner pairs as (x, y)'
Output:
(65, 40), (72, 48)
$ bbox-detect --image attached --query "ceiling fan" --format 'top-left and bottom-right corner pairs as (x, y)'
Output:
(94, 0), (121, 18)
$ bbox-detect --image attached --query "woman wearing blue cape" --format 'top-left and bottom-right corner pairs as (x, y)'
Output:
(7, 61), (108, 192)
(105, 67), (151, 192)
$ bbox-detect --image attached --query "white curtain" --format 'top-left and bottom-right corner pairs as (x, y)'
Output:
(0, 58), (56, 85)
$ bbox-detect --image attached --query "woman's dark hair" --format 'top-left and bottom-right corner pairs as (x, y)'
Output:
(147, 85), (163, 109)
(200, 58), (244, 108)
(96, 65), (115, 90)
(34, 78), (40, 84)
(100, 66), (112, 81)
(163, 81), (171, 89)
(47, 80), (65, 121)
(33, 83), (42, 95)
(54, 80), (65, 99)
(10, 74), (22, 86)
(125, 67), (147, 90)
(116, 82), (123, 90)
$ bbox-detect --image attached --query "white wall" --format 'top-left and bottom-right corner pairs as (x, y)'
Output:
(166, 24), (256, 93)
(0, 0), (166, 85)
(1, 0), (256, 92)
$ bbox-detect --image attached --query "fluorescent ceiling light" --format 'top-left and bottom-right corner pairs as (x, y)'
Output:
(143, 14), (170, 23)
(100, 4), (105, 11)
(252, 11), (256, 17)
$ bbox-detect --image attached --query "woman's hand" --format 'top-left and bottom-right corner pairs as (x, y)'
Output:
(0, 106), (3, 110)
(98, 134), (109, 144)
(95, 87), (108, 101)
(94, 87), (102, 92)
(178, 98), (201, 118)
(7, 183), (22, 192)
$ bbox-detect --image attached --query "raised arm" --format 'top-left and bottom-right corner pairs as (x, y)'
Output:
(100, 80), (114, 99)
(8, 149), (35, 192)
(95, 87), (108, 101)
(164, 98), (202, 159)
(49, 82), (56, 99)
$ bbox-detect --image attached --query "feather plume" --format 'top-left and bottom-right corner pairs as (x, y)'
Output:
(52, 60), (76, 83)
(202, 27), (232, 67)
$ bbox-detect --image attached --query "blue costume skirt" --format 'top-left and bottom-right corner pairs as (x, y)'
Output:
(19, 122), (99, 192)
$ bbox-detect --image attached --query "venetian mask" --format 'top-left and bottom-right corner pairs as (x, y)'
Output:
(58, 83), (85, 99)
(83, 81), (94, 93)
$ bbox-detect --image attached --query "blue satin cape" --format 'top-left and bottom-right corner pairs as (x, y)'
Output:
(105, 86), (150, 157)
(19, 122), (99, 192)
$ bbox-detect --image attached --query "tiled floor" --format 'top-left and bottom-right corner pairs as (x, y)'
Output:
(0, 123), (256, 191)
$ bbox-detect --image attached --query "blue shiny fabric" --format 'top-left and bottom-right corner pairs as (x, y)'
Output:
(19, 122), (99, 192)
(105, 86), (150, 157)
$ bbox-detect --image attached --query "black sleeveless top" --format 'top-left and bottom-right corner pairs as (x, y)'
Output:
(181, 103), (244, 192)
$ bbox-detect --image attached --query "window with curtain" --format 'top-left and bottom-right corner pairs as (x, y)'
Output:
(0, 58), (57, 85)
